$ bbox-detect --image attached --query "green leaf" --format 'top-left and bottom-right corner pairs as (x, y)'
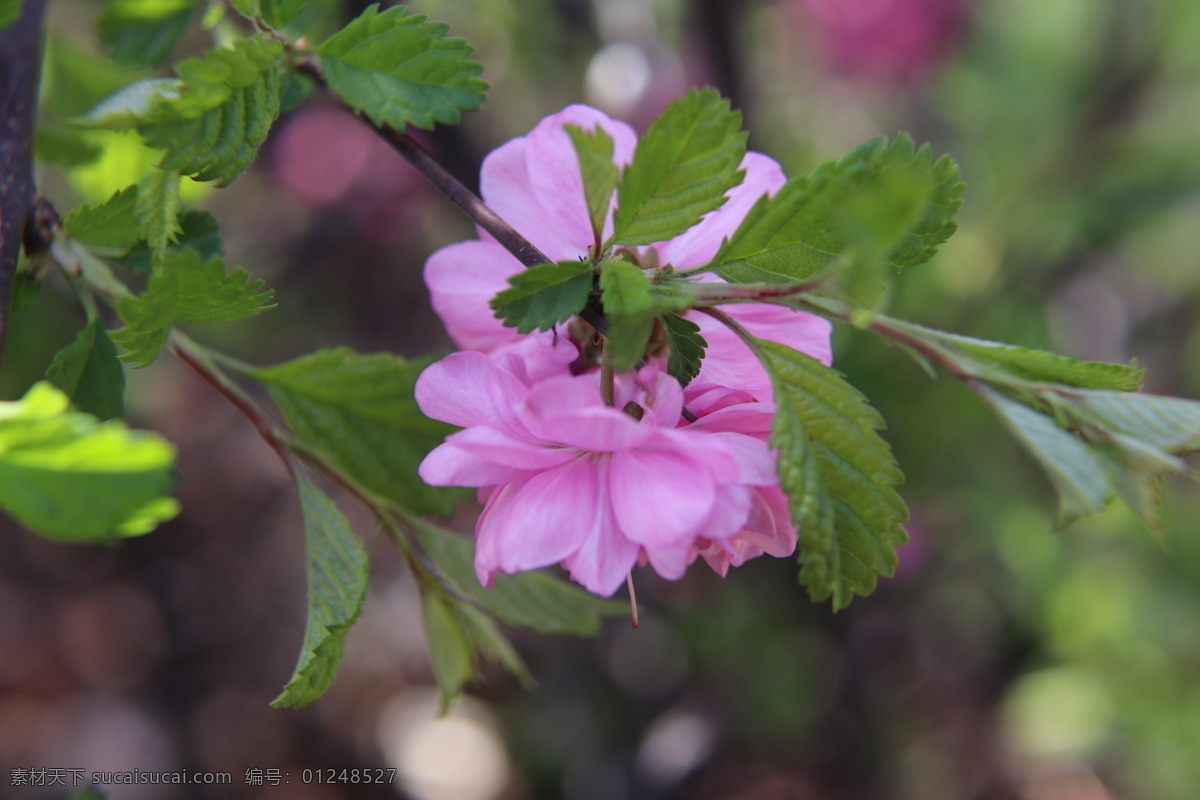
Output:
(1069, 390), (1200, 455)
(317, 4), (487, 131)
(927, 330), (1144, 391)
(751, 340), (908, 609)
(62, 186), (142, 248)
(599, 260), (689, 371)
(489, 260), (594, 334)
(0, 0), (22, 29)
(708, 134), (963, 284)
(412, 519), (625, 635)
(454, 602), (533, 688)
(33, 125), (104, 167)
(78, 35), (284, 185)
(117, 209), (224, 275)
(565, 123), (619, 240)
(660, 311), (707, 387)
(98, 0), (193, 67)
(113, 249), (275, 367)
(45, 320), (126, 420)
(231, 0), (304, 28)
(251, 349), (463, 517)
(421, 592), (475, 711)
(980, 387), (1114, 527)
(611, 88), (746, 246)
(271, 473), (368, 708)
(0, 382), (178, 542)
(136, 167), (181, 266)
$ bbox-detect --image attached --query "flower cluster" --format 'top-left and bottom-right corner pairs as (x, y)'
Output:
(416, 105), (833, 596)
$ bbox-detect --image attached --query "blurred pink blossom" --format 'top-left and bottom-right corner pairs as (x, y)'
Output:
(792, 0), (967, 82)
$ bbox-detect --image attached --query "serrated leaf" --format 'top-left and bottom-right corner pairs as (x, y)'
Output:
(599, 260), (690, 371)
(113, 249), (274, 367)
(751, 340), (907, 609)
(78, 35), (284, 185)
(980, 387), (1114, 527)
(611, 88), (746, 246)
(929, 330), (1144, 391)
(421, 592), (475, 711)
(45, 320), (126, 420)
(661, 312), (707, 387)
(455, 602), (533, 688)
(0, 383), (178, 542)
(251, 349), (464, 517)
(318, 4), (487, 131)
(412, 519), (624, 635)
(117, 209), (224, 275)
(565, 124), (619, 241)
(62, 186), (142, 248)
(98, 0), (193, 67)
(489, 260), (593, 333)
(708, 134), (963, 284)
(271, 473), (368, 708)
(260, 0), (305, 28)
(136, 167), (181, 266)
(1070, 390), (1200, 454)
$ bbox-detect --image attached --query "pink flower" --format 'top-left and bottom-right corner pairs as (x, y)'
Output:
(416, 353), (791, 595)
(424, 104), (832, 391)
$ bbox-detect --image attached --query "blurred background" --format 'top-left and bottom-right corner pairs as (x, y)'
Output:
(3, 0), (1200, 798)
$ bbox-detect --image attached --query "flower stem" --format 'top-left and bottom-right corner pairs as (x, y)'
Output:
(600, 336), (615, 406)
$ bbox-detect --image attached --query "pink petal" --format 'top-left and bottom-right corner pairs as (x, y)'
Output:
(526, 105), (638, 248)
(415, 351), (528, 431)
(424, 239), (524, 352)
(444, 426), (577, 470)
(562, 461), (641, 595)
(694, 483), (755, 542)
(419, 442), (538, 487)
(609, 444), (719, 547)
(733, 303), (834, 367)
(519, 376), (656, 452)
(653, 152), (787, 269)
(491, 333), (579, 385)
(474, 456), (599, 577)
(480, 138), (587, 262)
(642, 540), (697, 581)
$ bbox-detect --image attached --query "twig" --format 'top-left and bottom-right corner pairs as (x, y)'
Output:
(0, 0), (48, 369)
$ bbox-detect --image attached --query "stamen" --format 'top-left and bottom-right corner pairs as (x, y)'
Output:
(626, 572), (640, 629)
(622, 401), (645, 420)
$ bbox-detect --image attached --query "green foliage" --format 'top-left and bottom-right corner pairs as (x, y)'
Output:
(489, 260), (594, 333)
(317, 3), (487, 131)
(113, 249), (275, 367)
(927, 330), (1144, 391)
(751, 340), (908, 609)
(565, 123), (619, 240)
(117, 209), (224, 275)
(251, 349), (463, 517)
(421, 591), (477, 709)
(708, 134), (963, 285)
(0, 0), (21, 29)
(61, 186), (142, 248)
(1069, 391), (1200, 454)
(610, 88), (746, 246)
(45, 320), (125, 420)
(97, 0), (193, 67)
(982, 388), (1117, 527)
(135, 167), (181, 265)
(33, 125), (103, 167)
(230, 0), (305, 28)
(661, 311), (707, 387)
(0, 383), (178, 542)
(413, 519), (625, 635)
(271, 473), (369, 708)
(77, 35), (284, 185)
(599, 259), (689, 370)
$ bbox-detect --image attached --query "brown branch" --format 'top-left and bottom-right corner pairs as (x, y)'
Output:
(294, 57), (609, 333)
(0, 0), (47, 370)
